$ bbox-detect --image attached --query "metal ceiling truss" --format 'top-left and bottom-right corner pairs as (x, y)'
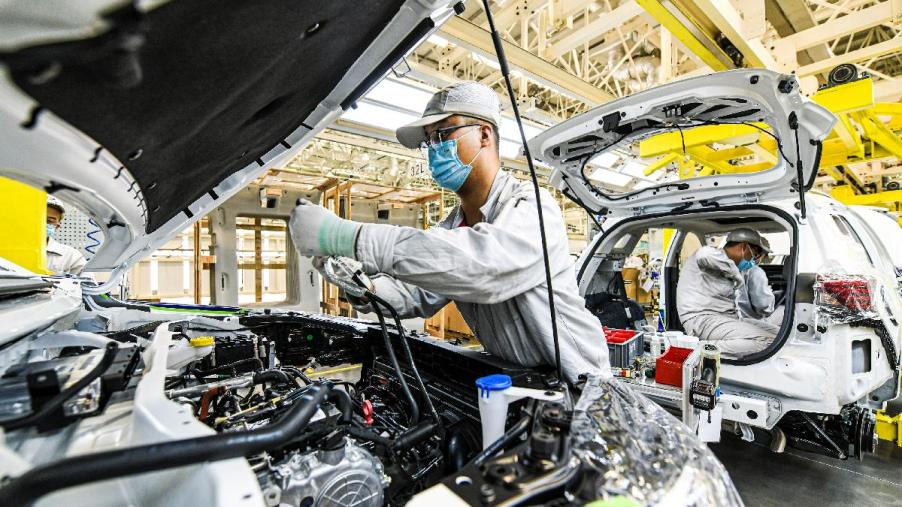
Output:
(270, 0), (900, 209)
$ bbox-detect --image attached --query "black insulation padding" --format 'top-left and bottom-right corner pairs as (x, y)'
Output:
(7, 0), (404, 232)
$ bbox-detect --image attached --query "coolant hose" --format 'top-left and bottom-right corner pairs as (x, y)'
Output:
(253, 369), (293, 387)
(0, 383), (333, 507)
(326, 387), (353, 424)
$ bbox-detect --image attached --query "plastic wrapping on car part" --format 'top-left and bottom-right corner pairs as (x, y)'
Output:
(813, 273), (878, 324)
(568, 376), (743, 506)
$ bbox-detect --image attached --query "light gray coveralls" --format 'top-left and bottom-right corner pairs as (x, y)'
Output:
(355, 171), (610, 382)
(677, 246), (778, 356)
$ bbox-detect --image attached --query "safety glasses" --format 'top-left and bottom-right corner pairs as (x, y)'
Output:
(418, 124), (481, 150)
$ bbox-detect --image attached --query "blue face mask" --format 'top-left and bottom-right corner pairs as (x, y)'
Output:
(46, 224), (57, 238)
(426, 129), (484, 192)
(737, 245), (756, 271)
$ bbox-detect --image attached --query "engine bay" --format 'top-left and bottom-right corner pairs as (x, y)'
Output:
(0, 284), (741, 507)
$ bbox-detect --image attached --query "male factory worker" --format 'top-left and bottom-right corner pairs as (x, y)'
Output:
(677, 228), (779, 357)
(46, 198), (87, 275)
(289, 81), (608, 383)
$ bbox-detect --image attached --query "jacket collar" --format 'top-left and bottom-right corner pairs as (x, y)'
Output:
(46, 238), (67, 255)
(449, 170), (515, 226)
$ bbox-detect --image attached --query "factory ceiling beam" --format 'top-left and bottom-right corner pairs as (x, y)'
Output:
(682, 0), (778, 69)
(775, 0), (902, 52)
(796, 36), (902, 76)
(437, 15), (615, 105)
(636, 0), (735, 70)
(546, 1), (645, 60)
(764, 0), (831, 66)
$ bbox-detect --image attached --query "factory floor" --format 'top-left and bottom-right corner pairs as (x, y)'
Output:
(711, 400), (902, 507)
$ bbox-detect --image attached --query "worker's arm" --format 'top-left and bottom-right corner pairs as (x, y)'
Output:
(356, 189), (564, 305)
(365, 273), (451, 319)
(69, 251), (87, 275)
(696, 246), (743, 287)
(745, 266), (775, 316)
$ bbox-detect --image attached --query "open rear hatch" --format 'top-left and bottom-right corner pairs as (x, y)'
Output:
(527, 69), (835, 217)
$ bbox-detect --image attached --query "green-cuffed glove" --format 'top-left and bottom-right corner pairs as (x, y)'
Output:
(289, 199), (361, 258)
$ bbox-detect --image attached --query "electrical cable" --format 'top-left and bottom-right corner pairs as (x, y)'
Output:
(85, 218), (102, 255)
(481, 0), (562, 382)
(368, 292), (442, 428)
(575, 118), (793, 205)
(2, 342), (119, 431)
(370, 301), (420, 426)
(0, 383), (332, 507)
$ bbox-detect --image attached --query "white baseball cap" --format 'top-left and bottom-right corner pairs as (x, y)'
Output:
(395, 81), (503, 149)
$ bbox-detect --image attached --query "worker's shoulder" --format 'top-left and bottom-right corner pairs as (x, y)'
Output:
(507, 178), (557, 205)
(48, 239), (85, 259)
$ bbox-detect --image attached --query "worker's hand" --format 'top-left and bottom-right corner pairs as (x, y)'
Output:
(289, 200), (361, 258)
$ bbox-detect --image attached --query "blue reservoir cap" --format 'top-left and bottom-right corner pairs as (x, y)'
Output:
(476, 374), (512, 398)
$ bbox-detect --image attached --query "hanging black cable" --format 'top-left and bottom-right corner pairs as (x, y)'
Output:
(481, 0), (562, 381)
(368, 292), (442, 427)
(371, 302), (420, 425)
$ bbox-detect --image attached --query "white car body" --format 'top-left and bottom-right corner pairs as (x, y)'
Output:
(529, 69), (901, 458)
(0, 2), (744, 506)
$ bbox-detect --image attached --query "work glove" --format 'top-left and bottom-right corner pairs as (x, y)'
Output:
(289, 200), (361, 258)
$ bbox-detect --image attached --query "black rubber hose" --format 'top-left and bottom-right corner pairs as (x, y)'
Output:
(3, 342), (119, 432)
(194, 357), (262, 377)
(279, 365), (312, 385)
(445, 432), (468, 472)
(371, 301), (420, 426)
(253, 369), (293, 387)
(472, 415), (531, 466)
(346, 425), (393, 447)
(326, 387), (353, 424)
(368, 292), (441, 427)
(392, 421), (440, 452)
(0, 383), (332, 507)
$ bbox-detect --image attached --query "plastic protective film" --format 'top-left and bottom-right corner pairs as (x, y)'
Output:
(568, 376), (743, 506)
(813, 273), (878, 324)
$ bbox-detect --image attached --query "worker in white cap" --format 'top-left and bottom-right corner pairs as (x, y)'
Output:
(677, 228), (779, 357)
(45, 197), (87, 275)
(289, 81), (609, 383)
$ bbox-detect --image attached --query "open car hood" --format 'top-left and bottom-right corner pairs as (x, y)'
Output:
(0, 0), (458, 287)
(527, 69), (836, 216)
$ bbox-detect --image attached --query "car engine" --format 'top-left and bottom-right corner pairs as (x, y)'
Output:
(0, 286), (741, 507)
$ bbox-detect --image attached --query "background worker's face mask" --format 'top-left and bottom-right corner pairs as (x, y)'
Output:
(46, 224), (57, 238)
(738, 244), (756, 272)
(426, 128), (484, 192)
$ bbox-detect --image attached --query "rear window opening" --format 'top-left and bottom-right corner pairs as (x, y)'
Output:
(578, 206), (798, 364)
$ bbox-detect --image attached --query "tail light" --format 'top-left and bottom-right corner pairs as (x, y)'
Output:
(815, 274), (876, 323)
(818, 277), (872, 310)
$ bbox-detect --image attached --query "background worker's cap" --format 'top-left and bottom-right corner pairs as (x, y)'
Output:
(46, 195), (65, 215)
(727, 228), (769, 254)
(395, 81), (502, 149)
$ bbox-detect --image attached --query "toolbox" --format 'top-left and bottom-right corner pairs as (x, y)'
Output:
(655, 346), (694, 387)
(604, 327), (644, 368)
